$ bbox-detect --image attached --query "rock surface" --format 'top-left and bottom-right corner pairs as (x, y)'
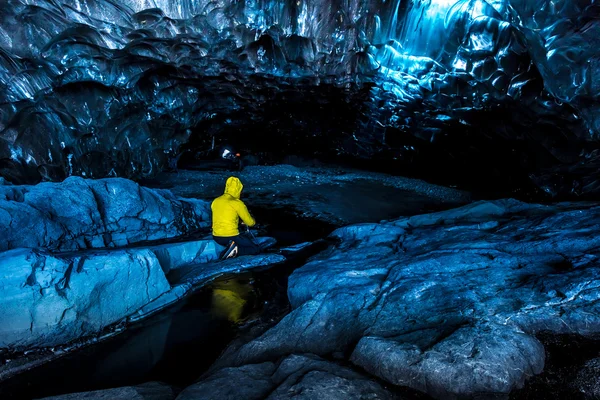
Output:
(0, 247), (171, 350)
(36, 381), (175, 400)
(146, 166), (470, 226)
(0, 176), (210, 252)
(177, 354), (396, 400)
(0, 234), (282, 350)
(571, 357), (600, 399)
(150, 236), (277, 275)
(213, 199), (600, 398)
(150, 240), (223, 275)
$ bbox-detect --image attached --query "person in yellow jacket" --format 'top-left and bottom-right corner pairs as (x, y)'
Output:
(212, 176), (261, 259)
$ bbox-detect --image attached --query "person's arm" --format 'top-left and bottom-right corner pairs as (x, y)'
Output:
(235, 200), (256, 227)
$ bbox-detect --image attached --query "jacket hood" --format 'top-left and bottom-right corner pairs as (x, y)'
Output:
(224, 176), (243, 199)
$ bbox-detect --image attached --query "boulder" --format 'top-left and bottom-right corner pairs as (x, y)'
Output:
(150, 240), (223, 274)
(0, 177), (210, 252)
(150, 236), (277, 275)
(0, 248), (170, 350)
(177, 354), (395, 400)
(36, 381), (175, 400)
(213, 199), (600, 398)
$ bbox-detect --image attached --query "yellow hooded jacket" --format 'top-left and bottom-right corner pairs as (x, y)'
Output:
(211, 176), (256, 237)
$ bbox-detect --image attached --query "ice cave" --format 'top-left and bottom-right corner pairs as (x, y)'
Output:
(1, 0), (600, 398)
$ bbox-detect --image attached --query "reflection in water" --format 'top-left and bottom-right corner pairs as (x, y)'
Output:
(211, 280), (254, 323)
(0, 275), (264, 399)
(92, 313), (172, 385)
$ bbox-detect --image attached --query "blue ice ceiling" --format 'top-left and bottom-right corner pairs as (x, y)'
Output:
(0, 0), (599, 190)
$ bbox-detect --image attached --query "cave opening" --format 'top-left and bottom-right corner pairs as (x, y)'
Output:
(174, 83), (589, 202)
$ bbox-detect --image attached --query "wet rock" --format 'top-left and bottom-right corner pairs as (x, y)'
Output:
(214, 199), (600, 398)
(178, 362), (275, 400)
(177, 354), (395, 400)
(150, 236), (277, 275)
(280, 241), (314, 254)
(165, 254), (287, 287)
(352, 325), (543, 399)
(36, 381), (175, 400)
(0, 247), (170, 349)
(0, 177), (210, 252)
(150, 239), (223, 274)
(571, 358), (600, 399)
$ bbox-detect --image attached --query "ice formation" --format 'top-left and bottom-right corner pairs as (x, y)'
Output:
(0, 0), (598, 195)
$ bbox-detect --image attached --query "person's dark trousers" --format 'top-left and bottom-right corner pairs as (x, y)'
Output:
(213, 233), (261, 256)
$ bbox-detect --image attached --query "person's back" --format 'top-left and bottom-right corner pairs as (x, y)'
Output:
(211, 176), (260, 258)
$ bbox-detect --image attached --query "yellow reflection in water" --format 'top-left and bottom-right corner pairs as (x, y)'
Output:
(211, 280), (253, 323)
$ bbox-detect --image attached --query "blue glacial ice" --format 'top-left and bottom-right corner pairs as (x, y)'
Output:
(0, 176), (281, 351)
(0, 0), (598, 195)
(0, 176), (210, 251)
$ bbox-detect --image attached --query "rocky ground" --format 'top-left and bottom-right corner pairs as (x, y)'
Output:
(143, 165), (471, 226)
(30, 196), (600, 400)
(0, 165), (467, 397)
(178, 354), (398, 400)
(203, 199), (600, 399)
(0, 176), (281, 383)
(5, 166), (600, 399)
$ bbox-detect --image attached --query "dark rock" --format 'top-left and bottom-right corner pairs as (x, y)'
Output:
(177, 362), (275, 400)
(571, 358), (600, 399)
(177, 354), (396, 400)
(211, 199), (600, 398)
(36, 381), (175, 400)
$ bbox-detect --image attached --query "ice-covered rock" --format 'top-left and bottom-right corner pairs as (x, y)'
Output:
(37, 381), (175, 400)
(213, 199), (600, 398)
(0, 176), (210, 252)
(0, 233), (283, 350)
(150, 240), (223, 274)
(0, 247), (170, 350)
(177, 354), (395, 400)
(165, 253), (286, 288)
(149, 236), (278, 275)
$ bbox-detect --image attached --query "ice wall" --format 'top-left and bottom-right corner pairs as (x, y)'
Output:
(0, 0), (598, 195)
